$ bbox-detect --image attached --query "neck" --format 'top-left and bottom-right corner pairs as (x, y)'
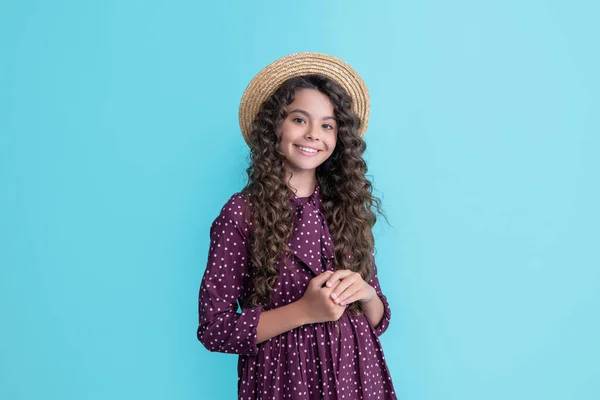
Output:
(285, 169), (317, 197)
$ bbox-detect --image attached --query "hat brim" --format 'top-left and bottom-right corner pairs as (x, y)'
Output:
(238, 52), (370, 146)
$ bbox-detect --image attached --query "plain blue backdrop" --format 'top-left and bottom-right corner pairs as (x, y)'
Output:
(1, 0), (598, 399)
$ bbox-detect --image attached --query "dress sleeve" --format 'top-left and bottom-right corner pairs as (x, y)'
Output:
(367, 257), (392, 337)
(197, 193), (263, 356)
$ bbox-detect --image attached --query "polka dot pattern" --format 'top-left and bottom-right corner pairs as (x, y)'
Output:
(198, 186), (397, 399)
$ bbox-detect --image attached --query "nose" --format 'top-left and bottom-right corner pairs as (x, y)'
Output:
(304, 123), (320, 141)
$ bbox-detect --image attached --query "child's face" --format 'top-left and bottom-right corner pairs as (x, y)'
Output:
(278, 88), (338, 176)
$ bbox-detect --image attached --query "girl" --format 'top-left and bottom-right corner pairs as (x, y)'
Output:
(197, 52), (397, 399)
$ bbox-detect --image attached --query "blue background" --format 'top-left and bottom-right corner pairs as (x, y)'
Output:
(1, 0), (598, 399)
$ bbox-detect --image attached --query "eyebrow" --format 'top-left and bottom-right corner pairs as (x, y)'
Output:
(289, 109), (336, 121)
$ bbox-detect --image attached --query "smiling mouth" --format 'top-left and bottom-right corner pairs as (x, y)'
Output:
(294, 145), (320, 154)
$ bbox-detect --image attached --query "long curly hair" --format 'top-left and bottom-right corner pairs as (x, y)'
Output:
(242, 74), (384, 315)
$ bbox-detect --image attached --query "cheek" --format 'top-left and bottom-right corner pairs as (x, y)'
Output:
(327, 133), (338, 150)
(276, 136), (287, 153)
(278, 121), (294, 142)
(276, 124), (288, 147)
(278, 133), (290, 149)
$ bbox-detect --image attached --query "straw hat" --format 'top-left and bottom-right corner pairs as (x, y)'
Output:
(238, 52), (370, 146)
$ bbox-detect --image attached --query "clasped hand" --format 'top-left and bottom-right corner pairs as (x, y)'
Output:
(298, 270), (376, 324)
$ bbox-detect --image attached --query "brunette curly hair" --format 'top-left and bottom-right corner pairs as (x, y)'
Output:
(242, 74), (384, 315)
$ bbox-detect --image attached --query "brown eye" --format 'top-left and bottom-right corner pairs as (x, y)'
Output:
(292, 117), (306, 124)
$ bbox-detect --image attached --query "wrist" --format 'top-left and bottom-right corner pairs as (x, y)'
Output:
(360, 286), (378, 304)
(292, 298), (313, 325)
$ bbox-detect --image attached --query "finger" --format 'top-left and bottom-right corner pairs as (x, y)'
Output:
(325, 270), (354, 288)
(336, 284), (363, 303)
(330, 277), (357, 301)
(339, 289), (368, 305)
(328, 279), (344, 292)
(311, 270), (334, 288)
(323, 280), (344, 297)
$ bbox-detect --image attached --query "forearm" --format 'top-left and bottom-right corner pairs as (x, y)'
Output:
(256, 300), (311, 344)
(362, 294), (384, 329)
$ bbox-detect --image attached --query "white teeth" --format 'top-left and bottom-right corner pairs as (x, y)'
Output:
(297, 145), (318, 153)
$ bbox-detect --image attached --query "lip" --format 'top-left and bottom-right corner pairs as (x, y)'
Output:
(294, 144), (321, 157)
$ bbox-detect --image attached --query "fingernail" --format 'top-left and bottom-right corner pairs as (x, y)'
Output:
(331, 293), (337, 298)
(326, 282), (332, 287)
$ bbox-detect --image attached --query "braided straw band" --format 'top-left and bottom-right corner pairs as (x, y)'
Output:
(238, 52), (370, 146)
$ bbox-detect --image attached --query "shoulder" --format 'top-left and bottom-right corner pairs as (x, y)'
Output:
(218, 192), (249, 218)
(211, 192), (252, 236)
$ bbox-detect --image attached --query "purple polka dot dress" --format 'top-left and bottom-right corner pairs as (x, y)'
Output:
(197, 186), (397, 399)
